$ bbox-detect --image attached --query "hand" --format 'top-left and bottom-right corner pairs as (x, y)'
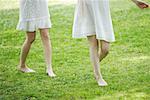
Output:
(132, 0), (149, 9)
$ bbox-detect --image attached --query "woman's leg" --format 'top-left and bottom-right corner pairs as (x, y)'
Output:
(40, 29), (56, 77)
(87, 35), (108, 86)
(18, 32), (36, 73)
(98, 40), (110, 62)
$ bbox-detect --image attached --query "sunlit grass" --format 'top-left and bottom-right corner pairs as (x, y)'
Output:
(0, 0), (76, 10)
(0, 0), (150, 99)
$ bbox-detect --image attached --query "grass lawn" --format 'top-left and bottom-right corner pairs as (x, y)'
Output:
(0, 0), (150, 99)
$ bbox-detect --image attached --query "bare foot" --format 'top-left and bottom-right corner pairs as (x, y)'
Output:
(97, 79), (108, 86)
(18, 66), (36, 73)
(46, 68), (56, 77)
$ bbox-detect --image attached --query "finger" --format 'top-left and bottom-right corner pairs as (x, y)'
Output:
(138, 1), (149, 6)
(142, 4), (149, 8)
(139, 5), (145, 9)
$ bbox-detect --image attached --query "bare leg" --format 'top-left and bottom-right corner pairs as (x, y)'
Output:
(87, 36), (107, 86)
(98, 40), (110, 62)
(18, 32), (36, 73)
(40, 29), (56, 77)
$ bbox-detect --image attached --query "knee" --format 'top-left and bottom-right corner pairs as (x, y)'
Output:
(101, 47), (109, 56)
(41, 30), (50, 40)
(88, 36), (97, 47)
(42, 33), (49, 40)
(26, 36), (35, 44)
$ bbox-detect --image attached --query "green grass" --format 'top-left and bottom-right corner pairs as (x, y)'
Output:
(0, 0), (150, 99)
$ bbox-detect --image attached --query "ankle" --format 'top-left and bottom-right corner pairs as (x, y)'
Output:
(47, 66), (53, 69)
(19, 64), (26, 68)
(95, 75), (103, 81)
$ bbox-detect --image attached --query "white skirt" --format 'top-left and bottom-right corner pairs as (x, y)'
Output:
(72, 0), (115, 42)
(17, 0), (51, 32)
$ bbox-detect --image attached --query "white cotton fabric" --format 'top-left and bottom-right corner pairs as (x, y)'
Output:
(72, 0), (115, 42)
(17, 0), (51, 32)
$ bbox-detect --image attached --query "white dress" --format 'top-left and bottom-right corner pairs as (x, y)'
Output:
(17, 0), (51, 32)
(72, 0), (115, 42)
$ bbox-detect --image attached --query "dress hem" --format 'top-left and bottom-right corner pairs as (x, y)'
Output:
(72, 35), (115, 43)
